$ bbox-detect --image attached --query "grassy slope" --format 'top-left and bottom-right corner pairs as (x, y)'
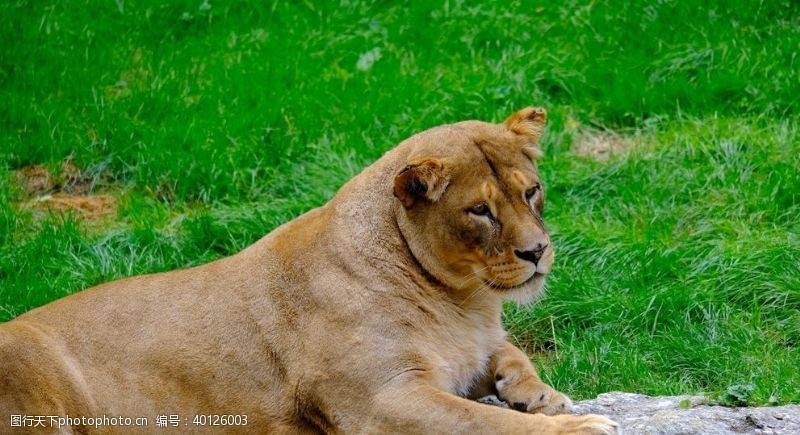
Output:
(1, 0), (798, 405)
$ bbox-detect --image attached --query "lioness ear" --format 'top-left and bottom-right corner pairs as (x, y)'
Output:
(504, 106), (546, 141)
(504, 107), (546, 161)
(393, 158), (451, 208)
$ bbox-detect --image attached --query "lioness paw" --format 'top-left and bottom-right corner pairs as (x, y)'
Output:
(551, 414), (619, 435)
(524, 387), (572, 415)
(497, 376), (573, 415)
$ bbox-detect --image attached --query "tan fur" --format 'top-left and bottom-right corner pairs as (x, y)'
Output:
(0, 108), (617, 434)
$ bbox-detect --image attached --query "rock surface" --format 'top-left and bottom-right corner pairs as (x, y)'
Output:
(479, 392), (800, 434)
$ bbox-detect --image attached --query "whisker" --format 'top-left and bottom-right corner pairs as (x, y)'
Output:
(455, 263), (492, 287)
(458, 275), (496, 308)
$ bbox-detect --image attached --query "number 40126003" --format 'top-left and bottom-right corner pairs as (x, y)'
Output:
(192, 414), (248, 426)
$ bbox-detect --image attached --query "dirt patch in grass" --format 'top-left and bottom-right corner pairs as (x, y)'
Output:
(14, 159), (116, 221)
(573, 130), (636, 161)
(14, 159), (97, 195)
(25, 193), (117, 220)
(14, 165), (54, 195)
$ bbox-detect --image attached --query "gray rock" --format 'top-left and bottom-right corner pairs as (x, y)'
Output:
(572, 392), (800, 434)
(479, 392), (800, 434)
(477, 394), (511, 409)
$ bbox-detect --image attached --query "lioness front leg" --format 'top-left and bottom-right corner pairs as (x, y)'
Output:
(490, 341), (573, 415)
(367, 380), (617, 434)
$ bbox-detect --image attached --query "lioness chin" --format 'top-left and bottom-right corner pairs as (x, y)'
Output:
(1, 108), (617, 434)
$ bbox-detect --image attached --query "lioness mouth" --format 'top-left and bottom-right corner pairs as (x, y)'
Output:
(488, 271), (543, 291)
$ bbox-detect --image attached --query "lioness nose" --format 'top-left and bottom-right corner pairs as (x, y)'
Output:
(514, 243), (548, 265)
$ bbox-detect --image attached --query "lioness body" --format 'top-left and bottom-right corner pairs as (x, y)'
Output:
(1, 109), (617, 434)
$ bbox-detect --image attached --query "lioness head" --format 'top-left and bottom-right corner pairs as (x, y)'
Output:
(393, 108), (552, 303)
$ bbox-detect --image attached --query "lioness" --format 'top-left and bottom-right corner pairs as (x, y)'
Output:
(0, 108), (617, 434)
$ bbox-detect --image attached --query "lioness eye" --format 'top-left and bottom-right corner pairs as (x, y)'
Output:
(468, 203), (492, 217)
(525, 184), (541, 200)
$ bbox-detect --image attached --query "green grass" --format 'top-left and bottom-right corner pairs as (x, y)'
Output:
(1, 0), (798, 406)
